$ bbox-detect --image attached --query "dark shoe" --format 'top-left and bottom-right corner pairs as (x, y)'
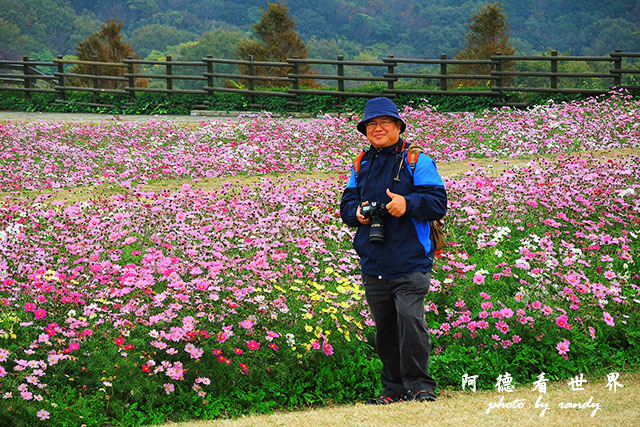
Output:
(413, 389), (437, 402)
(365, 393), (410, 405)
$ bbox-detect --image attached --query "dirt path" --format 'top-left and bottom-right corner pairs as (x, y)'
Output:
(4, 147), (637, 204)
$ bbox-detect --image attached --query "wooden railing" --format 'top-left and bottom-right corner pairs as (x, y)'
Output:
(1, 50), (638, 109)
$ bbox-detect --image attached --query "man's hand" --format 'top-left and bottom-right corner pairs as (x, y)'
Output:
(386, 189), (406, 217)
(357, 201), (371, 225)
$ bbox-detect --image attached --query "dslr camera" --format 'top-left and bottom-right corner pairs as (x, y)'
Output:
(360, 201), (388, 245)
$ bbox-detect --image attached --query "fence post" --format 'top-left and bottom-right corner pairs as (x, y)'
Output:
(91, 55), (99, 104)
(248, 55), (255, 105)
(612, 49), (622, 87)
(206, 55), (213, 95)
(166, 55), (173, 91)
(439, 54), (447, 91)
(387, 55), (395, 92)
(494, 53), (503, 89)
(56, 55), (66, 101)
(127, 56), (135, 102)
(337, 55), (344, 105)
(290, 56), (299, 91)
(23, 56), (31, 100)
(550, 50), (558, 89)
(288, 56), (299, 108)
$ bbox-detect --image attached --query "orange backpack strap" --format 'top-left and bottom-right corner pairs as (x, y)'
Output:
(406, 151), (420, 173)
(405, 143), (424, 173)
(353, 151), (366, 177)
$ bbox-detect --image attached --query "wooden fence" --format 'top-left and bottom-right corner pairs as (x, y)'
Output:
(1, 50), (638, 109)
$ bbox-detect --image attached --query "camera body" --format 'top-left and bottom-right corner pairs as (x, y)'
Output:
(360, 202), (388, 245)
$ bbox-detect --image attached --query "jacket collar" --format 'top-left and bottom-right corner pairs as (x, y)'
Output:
(369, 138), (406, 154)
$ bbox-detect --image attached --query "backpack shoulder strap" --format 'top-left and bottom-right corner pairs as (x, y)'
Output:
(406, 143), (424, 173)
(353, 151), (366, 177)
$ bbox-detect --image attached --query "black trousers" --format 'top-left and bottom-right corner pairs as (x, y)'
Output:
(363, 271), (437, 396)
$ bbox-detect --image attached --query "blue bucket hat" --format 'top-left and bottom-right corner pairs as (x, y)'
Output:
(356, 97), (406, 135)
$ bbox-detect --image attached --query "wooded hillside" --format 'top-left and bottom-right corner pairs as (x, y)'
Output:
(1, 0), (639, 61)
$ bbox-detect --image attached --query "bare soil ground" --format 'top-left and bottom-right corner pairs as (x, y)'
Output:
(5, 147), (638, 204)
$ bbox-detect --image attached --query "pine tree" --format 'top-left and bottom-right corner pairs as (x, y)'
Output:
(452, 1), (515, 88)
(236, 1), (316, 88)
(71, 19), (143, 89)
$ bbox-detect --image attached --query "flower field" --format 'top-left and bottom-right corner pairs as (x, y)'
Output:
(1, 91), (639, 426)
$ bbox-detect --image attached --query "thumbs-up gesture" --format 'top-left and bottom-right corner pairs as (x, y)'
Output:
(386, 188), (406, 217)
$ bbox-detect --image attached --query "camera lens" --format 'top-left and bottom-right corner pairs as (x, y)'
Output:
(369, 218), (385, 245)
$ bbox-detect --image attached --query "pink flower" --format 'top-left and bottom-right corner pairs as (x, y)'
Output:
(495, 321), (509, 334)
(246, 341), (260, 351)
(36, 409), (50, 420)
(24, 303), (35, 312)
(163, 383), (175, 395)
(195, 377), (211, 385)
(603, 311), (615, 326)
(239, 319), (254, 329)
(473, 273), (485, 285)
(556, 339), (570, 360)
(322, 342), (334, 356)
(34, 308), (47, 320)
(556, 315), (572, 330)
(500, 308), (514, 318)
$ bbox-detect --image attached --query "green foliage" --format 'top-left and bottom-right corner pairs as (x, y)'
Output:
(2, 0), (637, 63)
(1, 86), (638, 116)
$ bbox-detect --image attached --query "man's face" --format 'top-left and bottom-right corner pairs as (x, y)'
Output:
(365, 116), (402, 149)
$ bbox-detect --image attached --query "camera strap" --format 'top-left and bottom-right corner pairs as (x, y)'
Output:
(355, 144), (410, 202)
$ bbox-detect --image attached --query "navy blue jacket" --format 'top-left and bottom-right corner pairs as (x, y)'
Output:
(340, 139), (448, 279)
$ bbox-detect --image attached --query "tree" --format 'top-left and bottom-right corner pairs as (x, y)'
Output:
(169, 29), (246, 89)
(71, 19), (144, 89)
(0, 18), (35, 60)
(129, 24), (196, 58)
(236, 1), (316, 88)
(452, 1), (515, 88)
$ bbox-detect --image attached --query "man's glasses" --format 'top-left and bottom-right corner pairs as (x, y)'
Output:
(366, 118), (396, 129)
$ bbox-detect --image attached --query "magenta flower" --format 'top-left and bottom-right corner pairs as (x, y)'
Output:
(322, 342), (334, 356)
(556, 315), (572, 330)
(556, 339), (571, 360)
(603, 311), (615, 327)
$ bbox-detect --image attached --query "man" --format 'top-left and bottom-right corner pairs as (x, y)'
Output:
(340, 97), (447, 404)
